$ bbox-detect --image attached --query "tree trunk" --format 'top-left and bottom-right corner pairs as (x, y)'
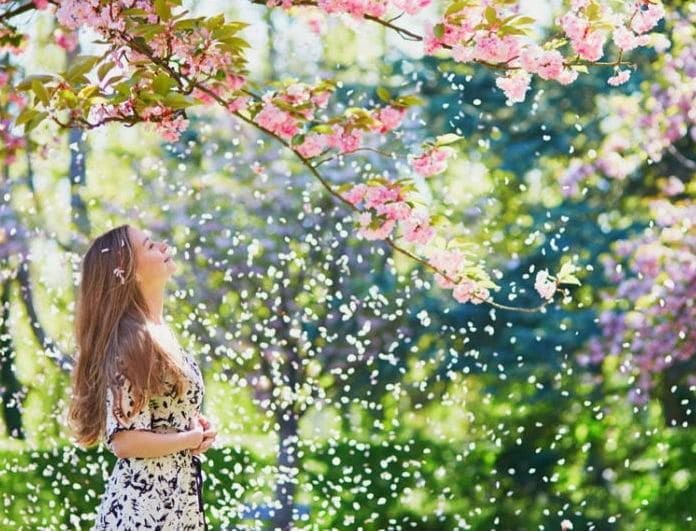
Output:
(660, 361), (696, 427)
(0, 279), (25, 439)
(67, 45), (91, 236)
(271, 405), (299, 531)
(68, 126), (91, 235)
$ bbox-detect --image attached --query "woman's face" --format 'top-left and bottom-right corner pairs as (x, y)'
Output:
(127, 226), (176, 284)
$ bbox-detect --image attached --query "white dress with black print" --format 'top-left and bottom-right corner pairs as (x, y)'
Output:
(94, 352), (207, 530)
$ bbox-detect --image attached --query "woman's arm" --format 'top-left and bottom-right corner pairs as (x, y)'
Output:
(110, 424), (205, 459)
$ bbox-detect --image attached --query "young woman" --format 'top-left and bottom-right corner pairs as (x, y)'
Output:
(68, 225), (217, 530)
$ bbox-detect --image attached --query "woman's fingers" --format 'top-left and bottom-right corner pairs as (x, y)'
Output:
(191, 438), (214, 455)
(197, 414), (212, 429)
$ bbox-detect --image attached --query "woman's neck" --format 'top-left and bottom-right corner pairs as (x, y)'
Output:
(139, 282), (166, 324)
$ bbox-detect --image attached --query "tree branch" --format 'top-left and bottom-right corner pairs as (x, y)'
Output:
(667, 144), (696, 170)
(253, 0), (635, 71)
(16, 261), (74, 372)
(0, 1), (36, 25)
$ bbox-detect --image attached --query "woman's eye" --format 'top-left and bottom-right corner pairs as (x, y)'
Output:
(149, 243), (155, 250)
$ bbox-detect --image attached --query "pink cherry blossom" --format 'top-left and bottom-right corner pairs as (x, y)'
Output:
(295, 133), (328, 158)
(520, 47), (564, 81)
(392, 0), (431, 15)
(534, 269), (557, 300)
(452, 278), (476, 303)
(373, 106), (407, 134)
(632, 2), (665, 34)
(401, 211), (435, 245)
(357, 215), (396, 240)
(379, 201), (412, 221)
(572, 30), (606, 61)
(341, 183), (368, 205)
(411, 146), (455, 177)
(254, 102), (299, 139)
(613, 26), (649, 51)
(53, 28), (79, 51)
(451, 43), (475, 63)
(496, 71), (532, 103)
(608, 69), (631, 86)
(474, 34), (520, 64)
(428, 248), (466, 278)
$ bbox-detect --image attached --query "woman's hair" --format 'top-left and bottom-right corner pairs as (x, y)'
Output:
(68, 224), (188, 447)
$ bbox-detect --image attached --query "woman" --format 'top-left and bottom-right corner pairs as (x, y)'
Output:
(68, 225), (217, 530)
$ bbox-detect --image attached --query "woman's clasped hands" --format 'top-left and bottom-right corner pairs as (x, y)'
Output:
(189, 414), (217, 456)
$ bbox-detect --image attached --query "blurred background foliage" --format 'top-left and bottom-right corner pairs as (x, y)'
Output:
(1, 1), (695, 529)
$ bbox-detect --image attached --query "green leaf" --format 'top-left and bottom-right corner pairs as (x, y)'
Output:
(435, 133), (463, 146)
(173, 18), (201, 31)
(217, 36), (251, 51)
(585, 1), (601, 21)
(376, 87), (391, 103)
(433, 23), (445, 40)
(310, 124), (334, 134)
(15, 106), (40, 127)
(449, 236), (477, 249)
(65, 55), (101, 83)
(559, 275), (581, 286)
(515, 16), (536, 25)
(57, 89), (79, 109)
(77, 84), (99, 100)
(130, 24), (164, 38)
(97, 61), (115, 82)
(31, 78), (50, 106)
(445, 1), (467, 17)
(430, 214), (452, 227)
(162, 92), (195, 109)
(25, 111), (48, 132)
(15, 75), (54, 91)
(557, 261), (582, 286)
(394, 94), (424, 108)
(154, 0), (172, 20)
(206, 14), (225, 30)
(484, 6), (498, 26)
(121, 8), (150, 17)
(152, 73), (177, 96)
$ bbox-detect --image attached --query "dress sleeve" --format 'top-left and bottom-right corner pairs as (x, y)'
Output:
(104, 375), (152, 452)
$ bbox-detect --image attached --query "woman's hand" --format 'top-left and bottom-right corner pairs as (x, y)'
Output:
(186, 420), (206, 450)
(190, 414), (217, 456)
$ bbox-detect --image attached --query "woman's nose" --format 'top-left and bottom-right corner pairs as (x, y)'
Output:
(159, 241), (169, 252)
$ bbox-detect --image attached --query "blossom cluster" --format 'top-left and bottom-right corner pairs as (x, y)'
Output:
(0, 69), (27, 165)
(340, 181), (434, 245)
(267, 0), (432, 18)
(266, 0), (668, 103)
(583, 198), (696, 404)
(48, 0), (249, 140)
(251, 81), (412, 159)
(338, 172), (503, 305)
(432, 0), (664, 101)
(560, 13), (694, 196)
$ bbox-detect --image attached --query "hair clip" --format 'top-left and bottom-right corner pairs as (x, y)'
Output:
(113, 267), (126, 285)
(101, 248), (110, 253)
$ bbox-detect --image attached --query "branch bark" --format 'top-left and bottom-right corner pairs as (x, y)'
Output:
(16, 261), (74, 372)
(0, 278), (26, 439)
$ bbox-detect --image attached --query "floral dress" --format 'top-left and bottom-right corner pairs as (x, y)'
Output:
(94, 351), (207, 530)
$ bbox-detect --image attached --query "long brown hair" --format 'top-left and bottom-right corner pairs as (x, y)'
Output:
(68, 224), (187, 447)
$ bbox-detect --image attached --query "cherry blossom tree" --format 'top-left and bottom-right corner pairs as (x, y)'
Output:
(0, 0), (669, 313)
